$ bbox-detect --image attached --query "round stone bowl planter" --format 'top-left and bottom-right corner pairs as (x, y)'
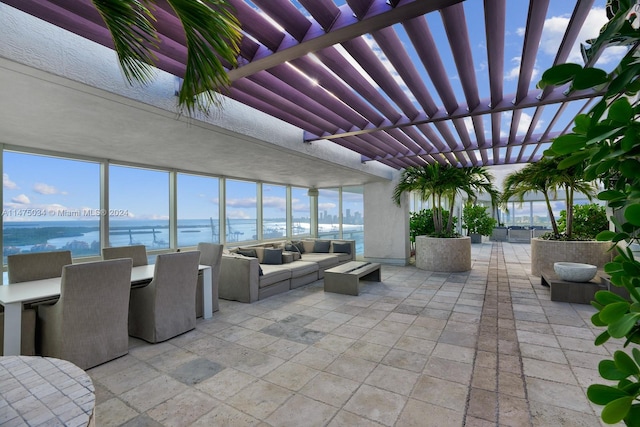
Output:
(553, 262), (597, 282)
(530, 238), (613, 276)
(415, 236), (471, 272)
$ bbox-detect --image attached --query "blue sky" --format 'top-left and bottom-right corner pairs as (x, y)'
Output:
(2, 152), (321, 222)
(3, 1), (621, 223)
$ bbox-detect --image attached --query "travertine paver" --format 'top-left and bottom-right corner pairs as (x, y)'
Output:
(0, 356), (95, 427)
(82, 242), (614, 426)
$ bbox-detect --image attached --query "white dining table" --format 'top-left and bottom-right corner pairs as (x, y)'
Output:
(0, 264), (212, 356)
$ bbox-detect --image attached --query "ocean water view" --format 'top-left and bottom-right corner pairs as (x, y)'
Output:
(3, 219), (364, 261)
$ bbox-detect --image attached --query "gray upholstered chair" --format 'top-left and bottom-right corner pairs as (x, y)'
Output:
(2, 250), (72, 355)
(102, 245), (148, 266)
(128, 251), (200, 343)
(195, 243), (223, 317)
(8, 250), (72, 283)
(37, 258), (133, 369)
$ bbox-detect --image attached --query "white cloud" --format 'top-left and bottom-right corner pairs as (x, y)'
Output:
(3, 173), (17, 190)
(12, 194), (30, 204)
(318, 202), (337, 210)
(504, 56), (539, 82)
(263, 196), (286, 210)
(227, 210), (251, 219)
(226, 197), (256, 208)
(501, 111), (543, 136)
(33, 182), (59, 195)
(539, 7), (627, 65)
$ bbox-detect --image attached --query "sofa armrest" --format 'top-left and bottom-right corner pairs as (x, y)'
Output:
(219, 255), (260, 303)
(330, 239), (356, 261)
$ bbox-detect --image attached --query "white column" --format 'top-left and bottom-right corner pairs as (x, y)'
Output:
(363, 175), (410, 265)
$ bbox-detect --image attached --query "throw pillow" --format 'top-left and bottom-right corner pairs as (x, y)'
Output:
(285, 243), (300, 253)
(292, 241), (305, 254)
(332, 242), (351, 255)
(237, 248), (257, 258)
(313, 240), (331, 253)
(262, 248), (283, 265)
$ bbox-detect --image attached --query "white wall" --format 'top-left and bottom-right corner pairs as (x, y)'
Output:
(363, 177), (410, 265)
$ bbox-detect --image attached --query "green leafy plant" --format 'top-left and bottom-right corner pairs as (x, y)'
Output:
(558, 204), (609, 240)
(462, 204), (496, 236)
(91, 0), (242, 115)
(409, 208), (454, 242)
(537, 0), (640, 423)
(392, 163), (499, 238)
(502, 156), (596, 239)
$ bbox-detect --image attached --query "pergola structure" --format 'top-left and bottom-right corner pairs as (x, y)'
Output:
(3, 0), (611, 169)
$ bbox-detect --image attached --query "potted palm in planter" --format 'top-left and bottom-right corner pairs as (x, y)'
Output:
(502, 156), (606, 275)
(462, 204), (497, 243)
(392, 163), (498, 272)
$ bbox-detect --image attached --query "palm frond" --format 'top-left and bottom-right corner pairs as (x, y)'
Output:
(92, 0), (159, 85)
(168, 0), (242, 115)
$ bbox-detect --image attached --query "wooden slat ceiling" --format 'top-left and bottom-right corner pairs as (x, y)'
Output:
(2, 0), (607, 169)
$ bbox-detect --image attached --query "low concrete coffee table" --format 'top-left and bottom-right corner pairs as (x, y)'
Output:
(324, 261), (381, 296)
(541, 269), (606, 304)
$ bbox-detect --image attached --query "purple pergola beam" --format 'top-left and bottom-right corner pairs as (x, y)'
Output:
(227, 0), (465, 81)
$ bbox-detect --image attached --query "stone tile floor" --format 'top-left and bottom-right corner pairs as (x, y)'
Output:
(88, 242), (619, 426)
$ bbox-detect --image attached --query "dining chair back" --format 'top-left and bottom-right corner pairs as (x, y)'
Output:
(7, 250), (72, 283)
(37, 258), (133, 369)
(3, 250), (72, 355)
(128, 251), (200, 343)
(195, 243), (223, 317)
(102, 245), (148, 267)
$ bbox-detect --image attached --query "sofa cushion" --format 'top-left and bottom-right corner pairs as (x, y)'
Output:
(300, 253), (341, 269)
(301, 240), (315, 254)
(237, 248), (257, 258)
(258, 264), (291, 287)
(263, 248), (283, 265)
(332, 242), (351, 255)
(313, 240), (331, 253)
(285, 261), (319, 277)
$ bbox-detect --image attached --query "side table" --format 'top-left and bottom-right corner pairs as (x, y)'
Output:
(0, 356), (95, 426)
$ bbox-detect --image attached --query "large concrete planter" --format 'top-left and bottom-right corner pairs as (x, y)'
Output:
(530, 238), (614, 276)
(415, 236), (471, 272)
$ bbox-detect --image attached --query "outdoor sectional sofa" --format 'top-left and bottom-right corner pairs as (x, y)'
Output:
(219, 239), (355, 303)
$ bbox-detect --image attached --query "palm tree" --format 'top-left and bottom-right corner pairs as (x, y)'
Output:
(92, 0), (242, 116)
(393, 163), (499, 237)
(502, 157), (596, 238)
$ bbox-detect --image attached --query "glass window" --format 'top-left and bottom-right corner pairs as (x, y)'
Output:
(177, 173), (220, 246)
(225, 179), (256, 243)
(318, 188), (340, 239)
(108, 165), (169, 250)
(511, 202), (531, 227)
(532, 201), (552, 228)
(262, 184), (286, 240)
(342, 186), (364, 256)
(3, 151), (101, 262)
(291, 187), (310, 237)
